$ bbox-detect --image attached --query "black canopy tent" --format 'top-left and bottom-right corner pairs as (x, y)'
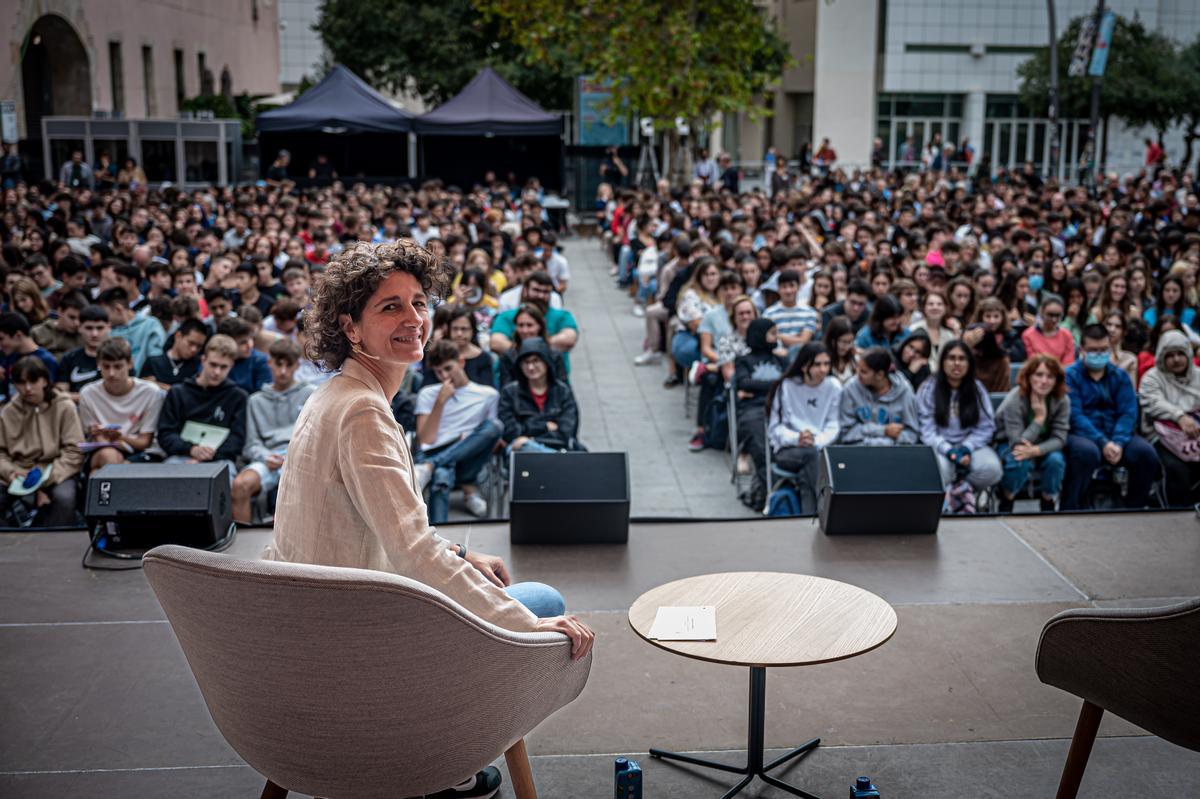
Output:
(256, 65), (413, 181)
(414, 67), (563, 190)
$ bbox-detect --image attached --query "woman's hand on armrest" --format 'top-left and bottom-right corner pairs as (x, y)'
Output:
(534, 615), (595, 661)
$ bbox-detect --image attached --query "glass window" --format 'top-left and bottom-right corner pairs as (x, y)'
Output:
(983, 123), (995, 161)
(142, 139), (177, 181)
(987, 95), (1017, 119)
(108, 42), (125, 115)
(185, 141), (218, 183)
(92, 139), (130, 173)
(998, 124), (1012, 166)
(1016, 124), (1029, 164)
(142, 45), (156, 117)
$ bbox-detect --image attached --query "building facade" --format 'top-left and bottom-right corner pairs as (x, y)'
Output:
(724, 0), (1200, 176)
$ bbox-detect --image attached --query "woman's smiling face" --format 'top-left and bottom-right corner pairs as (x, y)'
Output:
(348, 271), (430, 363)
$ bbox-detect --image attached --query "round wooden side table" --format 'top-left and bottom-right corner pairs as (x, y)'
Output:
(628, 572), (897, 799)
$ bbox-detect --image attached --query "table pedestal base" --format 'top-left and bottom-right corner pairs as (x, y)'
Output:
(650, 667), (823, 799)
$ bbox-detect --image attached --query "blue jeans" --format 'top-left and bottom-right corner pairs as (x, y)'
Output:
(506, 582), (566, 618)
(998, 443), (1065, 498)
(672, 329), (701, 370)
(636, 277), (658, 305)
(1061, 433), (1160, 510)
(506, 439), (559, 456)
(417, 418), (503, 524)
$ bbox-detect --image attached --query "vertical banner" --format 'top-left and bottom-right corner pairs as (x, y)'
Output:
(1088, 11), (1116, 77)
(0, 101), (17, 143)
(576, 77), (628, 147)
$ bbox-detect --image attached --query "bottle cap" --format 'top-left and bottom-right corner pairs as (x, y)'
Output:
(856, 776), (872, 789)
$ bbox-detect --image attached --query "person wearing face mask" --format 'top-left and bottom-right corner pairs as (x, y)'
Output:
(1138, 330), (1200, 506)
(733, 318), (788, 509)
(765, 343), (842, 514)
(994, 355), (1071, 512)
(1061, 324), (1162, 510)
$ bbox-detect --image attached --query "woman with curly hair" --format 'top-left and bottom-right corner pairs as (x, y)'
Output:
(263, 244), (592, 799)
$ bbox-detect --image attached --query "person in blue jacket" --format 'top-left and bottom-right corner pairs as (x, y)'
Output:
(1062, 324), (1161, 509)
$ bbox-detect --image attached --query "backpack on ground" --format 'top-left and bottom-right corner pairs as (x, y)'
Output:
(766, 483), (801, 517)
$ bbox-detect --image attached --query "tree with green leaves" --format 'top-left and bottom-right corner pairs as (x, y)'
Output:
(314, 0), (576, 110)
(1018, 14), (1181, 165)
(476, 0), (790, 182)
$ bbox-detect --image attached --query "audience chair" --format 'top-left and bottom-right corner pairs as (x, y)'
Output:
(1035, 598), (1200, 799)
(144, 545), (591, 799)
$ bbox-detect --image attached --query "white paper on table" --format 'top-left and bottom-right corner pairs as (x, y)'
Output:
(648, 606), (717, 641)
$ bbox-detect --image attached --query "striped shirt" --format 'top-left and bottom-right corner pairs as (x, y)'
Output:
(765, 301), (818, 339)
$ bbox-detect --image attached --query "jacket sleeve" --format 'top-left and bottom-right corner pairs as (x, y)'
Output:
(50, 403), (84, 481)
(156, 389), (191, 456)
(0, 418), (17, 483)
(997, 390), (1024, 444)
(215, 392), (248, 462)
(896, 388), (922, 445)
(253, 357), (272, 392)
(1041, 395), (1070, 454)
(963, 384), (997, 452)
(1110, 369), (1138, 446)
(1005, 330), (1027, 362)
(497, 385), (521, 442)
(734, 356), (777, 395)
(769, 390), (800, 449)
(338, 397), (539, 632)
(242, 398), (271, 464)
(815, 387), (841, 448)
(556, 383), (579, 441)
(1066, 367), (1106, 447)
(916, 382), (951, 454)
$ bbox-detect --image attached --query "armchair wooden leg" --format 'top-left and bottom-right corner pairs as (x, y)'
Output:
(505, 737), (538, 799)
(1056, 700), (1104, 799)
(260, 779), (288, 799)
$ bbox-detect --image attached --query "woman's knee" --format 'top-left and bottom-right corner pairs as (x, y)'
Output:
(507, 581), (566, 618)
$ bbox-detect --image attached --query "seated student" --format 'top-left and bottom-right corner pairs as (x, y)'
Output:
(294, 313), (333, 387)
(156, 334), (248, 474)
(0, 356), (83, 526)
(916, 341), (1002, 508)
(280, 265), (312, 308)
(447, 306), (495, 387)
(838, 347), (921, 446)
(495, 303), (567, 387)
(855, 294), (907, 351)
(1021, 294), (1075, 366)
(78, 337), (165, 470)
(498, 338), (580, 455)
(766, 343), (841, 514)
(963, 297), (1024, 392)
(414, 339), (503, 523)
(262, 297), (302, 341)
(764, 269), (818, 351)
(233, 261), (275, 317)
(994, 354), (1070, 513)
(204, 287), (236, 333)
(0, 312), (58, 402)
(497, 253), (564, 312)
(56, 305), (111, 401)
(231, 339), (316, 525)
(734, 318), (788, 508)
(893, 328), (932, 391)
(490, 272), (578, 373)
(820, 277), (871, 333)
(217, 317), (272, 394)
(31, 291), (87, 360)
(1062, 324), (1161, 510)
(1138, 329), (1200, 507)
(140, 318), (208, 389)
(99, 287), (164, 373)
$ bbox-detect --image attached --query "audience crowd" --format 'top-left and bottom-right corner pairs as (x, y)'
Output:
(602, 156), (1200, 514)
(0, 151), (1197, 527)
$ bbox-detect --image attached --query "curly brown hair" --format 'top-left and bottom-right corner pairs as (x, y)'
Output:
(1016, 354), (1067, 399)
(306, 240), (453, 370)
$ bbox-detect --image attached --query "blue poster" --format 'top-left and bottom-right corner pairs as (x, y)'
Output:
(1088, 11), (1116, 77)
(577, 77), (628, 147)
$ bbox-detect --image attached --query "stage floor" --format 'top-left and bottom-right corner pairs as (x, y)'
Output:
(2, 512), (1197, 798)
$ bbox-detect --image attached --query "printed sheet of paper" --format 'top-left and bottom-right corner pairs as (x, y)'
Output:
(181, 421), (230, 450)
(648, 606), (717, 641)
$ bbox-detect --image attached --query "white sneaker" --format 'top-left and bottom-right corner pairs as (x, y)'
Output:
(463, 492), (488, 517)
(632, 304), (646, 318)
(634, 350), (662, 366)
(737, 453), (753, 475)
(687, 360), (707, 385)
(414, 462), (434, 491)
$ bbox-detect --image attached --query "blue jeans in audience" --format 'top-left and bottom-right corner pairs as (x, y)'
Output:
(1061, 434), (1160, 510)
(417, 418), (503, 524)
(506, 582), (566, 618)
(671, 329), (701, 370)
(506, 439), (559, 456)
(997, 443), (1065, 498)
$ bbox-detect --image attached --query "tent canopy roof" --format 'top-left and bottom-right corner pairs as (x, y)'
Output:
(415, 67), (561, 137)
(257, 65), (413, 134)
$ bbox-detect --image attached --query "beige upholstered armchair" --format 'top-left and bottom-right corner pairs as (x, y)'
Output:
(1036, 598), (1200, 799)
(144, 545), (591, 799)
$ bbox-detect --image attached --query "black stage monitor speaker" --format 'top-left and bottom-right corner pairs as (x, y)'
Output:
(85, 462), (234, 550)
(817, 445), (943, 535)
(509, 452), (630, 544)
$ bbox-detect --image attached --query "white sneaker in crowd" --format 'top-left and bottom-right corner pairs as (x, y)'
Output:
(634, 350), (662, 366)
(687, 360), (708, 385)
(632, 304), (645, 318)
(463, 493), (488, 518)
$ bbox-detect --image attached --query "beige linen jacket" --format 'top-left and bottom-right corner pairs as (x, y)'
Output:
(264, 357), (539, 632)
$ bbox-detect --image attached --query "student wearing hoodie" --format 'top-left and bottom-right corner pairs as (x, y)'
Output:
(498, 337), (580, 454)
(766, 342), (842, 514)
(157, 334), (248, 474)
(733, 318), (787, 508)
(0, 356), (84, 526)
(231, 339), (316, 524)
(1139, 329), (1200, 506)
(916, 341), (1001, 496)
(99, 287), (164, 373)
(838, 347), (921, 447)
